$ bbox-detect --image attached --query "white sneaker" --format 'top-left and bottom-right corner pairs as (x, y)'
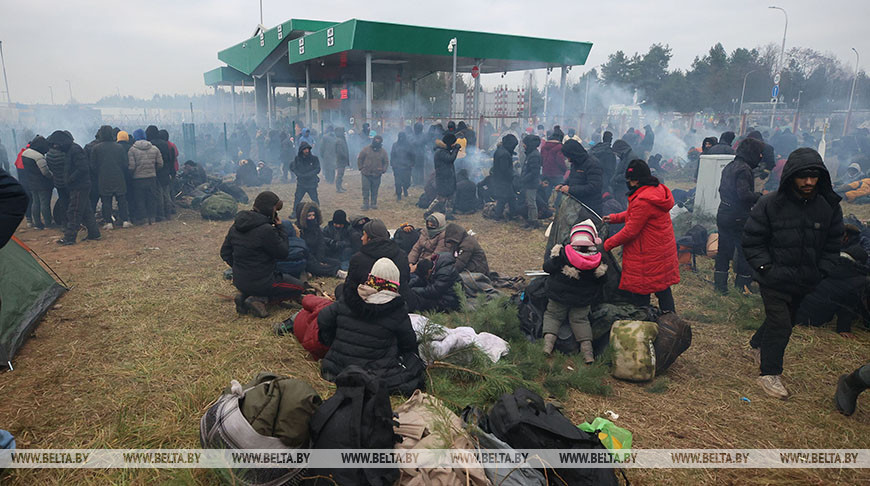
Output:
(336, 269), (348, 279)
(757, 374), (789, 399)
(122, 221), (133, 228)
(103, 223), (114, 230)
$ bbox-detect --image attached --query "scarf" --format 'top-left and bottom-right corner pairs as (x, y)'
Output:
(365, 274), (399, 293)
(564, 244), (602, 270)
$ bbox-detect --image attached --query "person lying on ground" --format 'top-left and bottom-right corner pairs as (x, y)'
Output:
(318, 257), (425, 396)
(836, 175), (870, 203)
(220, 191), (305, 318)
(541, 220), (608, 364)
(443, 222), (489, 275)
(296, 202), (343, 278)
(409, 252), (461, 313)
(407, 212), (449, 266)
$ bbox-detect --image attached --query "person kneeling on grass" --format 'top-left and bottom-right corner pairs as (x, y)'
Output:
(541, 220), (608, 363)
(220, 191), (306, 318)
(318, 258), (425, 396)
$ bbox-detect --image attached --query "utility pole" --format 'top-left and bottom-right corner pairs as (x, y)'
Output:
(845, 47), (860, 136)
(48, 86), (54, 105)
(0, 41), (11, 104)
(448, 38), (457, 119)
(769, 6), (788, 128)
(66, 79), (73, 104)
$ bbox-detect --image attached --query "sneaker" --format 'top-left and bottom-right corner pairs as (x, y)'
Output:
(234, 293), (248, 315)
(757, 374), (789, 399)
(336, 269), (348, 279)
(56, 238), (75, 246)
(122, 221), (134, 228)
(272, 320), (294, 336)
(103, 223), (114, 230)
(244, 296), (270, 318)
(748, 347), (761, 367)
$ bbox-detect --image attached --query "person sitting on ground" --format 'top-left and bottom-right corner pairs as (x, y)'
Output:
(835, 170), (870, 203)
(180, 160), (207, 188)
(234, 159), (258, 187)
(453, 169), (480, 214)
(836, 363), (870, 416)
(392, 222), (421, 255)
(256, 161), (273, 186)
(296, 202), (343, 278)
(407, 212), (449, 265)
(409, 253), (461, 313)
(838, 163), (864, 187)
(322, 209), (357, 269)
(796, 225), (869, 338)
(542, 220), (609, 363)
(343, 218), (416, 310)
(220, 191), (305, 318)
(444, 222), (490, 275)
(318, 257), (425, 396)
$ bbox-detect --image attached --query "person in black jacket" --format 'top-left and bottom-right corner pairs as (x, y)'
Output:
(21, 135), (53, 230)
(318, 257), (425, 396)
(610, 139), (643, 203)
(491, 134), (518, 221)
(220, 191), (305, 317)
(746, 130), (776, 171)
(520, 134), (542, 229)
(342, 219), (416, 310)
(714, 137), (765, 293)
(590, 131), (617, 195)
(145, 126), (174, 221)
(290, 141), (320, 215)
(708, 131), (736, 155)
(323, 209), (358, 268)
(49, 131), (101, 245)
(555, 139), (603, 215)
(453, 169), (479, 214)
(0, 167), (28, 248)
(409, 252), (460, 312)
(742, 148), (844, 399)
(334, 127), (349, 192)
(391, 132), (413, 201)
(424, 133), (461, 219)
(91, 125), (131, 229)
(296, 201), (342, 277)
(701, 136), (718, 154)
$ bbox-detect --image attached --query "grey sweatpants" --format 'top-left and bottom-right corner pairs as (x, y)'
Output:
(542, 300), (592, 342)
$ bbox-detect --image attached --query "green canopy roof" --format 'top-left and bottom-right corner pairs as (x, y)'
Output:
(203, 66), (252, 87)
(217, 19), (336, 76)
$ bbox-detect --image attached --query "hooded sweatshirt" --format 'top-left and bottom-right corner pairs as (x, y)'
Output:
(290, 141), (321, 185)
(562, 140), (603, 214)
(520, 135), (542, 189)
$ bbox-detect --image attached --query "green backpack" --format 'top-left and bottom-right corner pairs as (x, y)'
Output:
(610, 320), (658, 382)
(200, 192), (238, 220)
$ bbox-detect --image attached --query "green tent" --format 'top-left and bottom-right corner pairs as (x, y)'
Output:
(0, 239), (67, 370)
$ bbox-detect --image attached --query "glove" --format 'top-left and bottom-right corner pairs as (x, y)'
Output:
(550, 244), (563, 258)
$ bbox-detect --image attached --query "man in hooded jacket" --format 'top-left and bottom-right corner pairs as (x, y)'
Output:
(708, 131), (736, 155)
(145, 125), (173, 221)
(290, 141), (321, 214)
(391, 132), (413, 201)
(520, 134), (543, 228)
(91, 125), (131, 229)
(556, 139), (603, 215)
(713, 137), (765, 294)
(357, 135), (389, 210)
(491, 134), (518, 220)
(424, 133), (460, 218)
(590, 131), (617, 194)
(127, 128), (163, 225)
(540, 128), (566, 204)
(333, 127), (349, 192)
(49, 130), (101, 244)
(742, 148), (844, 399)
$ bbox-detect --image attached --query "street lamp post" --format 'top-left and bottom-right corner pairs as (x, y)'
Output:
(739, 69), (757, 135)
(769, 6), (788, 128)
(48, 86), (54, 105)
(447, 38), (457, 119)
(0, 40), (11, 104)
(845, 47), (860, 136)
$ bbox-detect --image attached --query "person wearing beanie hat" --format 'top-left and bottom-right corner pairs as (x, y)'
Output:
(541, 219), (608, 362)
(741, 147), (843, 399)
(603, 157), (679, 314)
(132, 129), (146, 141)
(116, 131), (129, 143)
(357, 135), (388, 210)
(556, 139), (604, 214)
(408, 212), (449, 265)
(520, 134), (543, 229)
(221, 190), (306, 318)
(540, 127), (566, 204)
(323, 209), (358, 267)
(609, 139), (642, 202)
(425, 133), (461, 219)
(91, 125), (131, 230)
(343, 217), (416, 310)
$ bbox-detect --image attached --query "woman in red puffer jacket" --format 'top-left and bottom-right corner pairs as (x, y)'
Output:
(603, 159), (679, 312)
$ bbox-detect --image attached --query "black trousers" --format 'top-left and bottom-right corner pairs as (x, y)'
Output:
(628, 287), (676, 313)
(132, 178), (158, 224)
(394, 169), (411, 197)
(493, 195), (518, 219)
(64, 188), (100, 241)
(53, 187), (70, 226)
(101, 193), (129, 224)
(750, 286), (803, 375)
(714, 207), (751, 275)
(335, 166), (346, 189)
(294, 184), (319, 213)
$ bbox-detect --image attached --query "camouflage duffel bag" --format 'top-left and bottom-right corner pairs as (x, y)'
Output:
(610, 320), (658, 382)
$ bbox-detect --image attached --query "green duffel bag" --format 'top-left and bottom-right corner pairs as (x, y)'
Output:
(200, 192), (238, 220)
(610, 320), (658, 382)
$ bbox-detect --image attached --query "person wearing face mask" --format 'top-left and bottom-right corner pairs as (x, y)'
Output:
(290, 141), (321, 215)
(407, 212), (449, 266)
(424, 133), (461, 219)
(520, 134), (543, 229)
(603, 159), (680, 313)
(295, 201), (344, 278)
(742, 148), (844, 399)
(357, 135), (389, 210)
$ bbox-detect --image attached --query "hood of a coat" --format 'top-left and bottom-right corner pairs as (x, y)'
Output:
(296, 201), (322, 226)
(47, 130), (73, 152)
(630, 183), (675, 212)
(432, 251), (457, 271)
(777, 148), (839, 204)
(132, 140), (154, 151)
(145, 125), (160, 141)
(611, 139), (631, 156)
(735, 138), (764, 168)
(523, 134), (541, 154)
(361, 238), (401, 261)
(27, 135), (49, 155)
(98, 125), (115, 143)
(297, 141), (312, 157)
(541, 140), (563, 155)
(233, 209), (272, 233)
(561, 139), (588, 163)
(22, 148), (44, 161)
(444, 223), (468, 246)
(501, 134), (518, 154)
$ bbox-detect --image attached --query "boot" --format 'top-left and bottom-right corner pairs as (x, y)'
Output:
(835, 366), (870, 416)
(713, 271), (729, 295)
(735, 275), (756, 295)
(244, 296), (270, 318)
(757, 374), (789, 399)
(580, 340), (594, 365)
(234, 293), (248, 315)
(542, 333), (557, 356)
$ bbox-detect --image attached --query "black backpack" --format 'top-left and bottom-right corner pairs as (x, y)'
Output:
(685, 225), (709, 255)
(488, 388), (619, 486)
(514, 277), (580, 354)
(306, 366), (399, 486)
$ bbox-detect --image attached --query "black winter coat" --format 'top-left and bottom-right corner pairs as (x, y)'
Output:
(45, 148), (67, 190)
(91, 140), (129, 195)
(151, 139), (174, 184)
(796, 244), (869, 332)
(410, 252), (460, 312)
(21, 149), (53, 192)
(390, 137), (414, 172)
(323, 221), (360, 255)
(433, 140), (459, 197)
(220, 210), (290, 296)
(742, 154), (844, 295)
(564, 153), (603, 215)
(317, 294), (424, 396)
(612, 149), (643, 195)
(542, 245), (604, 306)
(0, 168), (28, 248)
(589, 142), (617, 193)
(66, 143), (91, 191)
(491, 145), (516, 198)
(453, 175), (479, 213)
(520, 149), (542, 189)
(718, 156), (759, 216)
(343, 238), (415, 309)
(707, 142), (735, 155)
(290, 142), (320, 186)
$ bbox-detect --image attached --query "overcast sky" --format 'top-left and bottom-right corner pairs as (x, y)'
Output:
(1, 0), (868, 104)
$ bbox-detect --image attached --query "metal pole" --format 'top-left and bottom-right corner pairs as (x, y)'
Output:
(845, 47), (860, 136)
(266, 72), (273, 129)
(769, 6), (788, 128)
(66, 79), (73, 103)
(305, 64), (312, 127)
(450, 39), (457, 119)
(365, 52), (372, 123)
(259, 0), (263, 25)
(793, 90), (802, 133)
(241, 81), (247, 120)
(543, 67), (550, 121)
(0, 41), (11, 104)
(231, 82), (236, 123)
(739, 69), (756, 133)
(48, 86), (54, 105)
(559, 65), (568, 124)
(473, 59), (481, 132)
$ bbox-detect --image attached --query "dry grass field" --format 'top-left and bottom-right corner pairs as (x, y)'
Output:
(1, 171), (868, 485)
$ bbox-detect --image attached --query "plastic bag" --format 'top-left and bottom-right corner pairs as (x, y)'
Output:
(578, 417), (632, 451)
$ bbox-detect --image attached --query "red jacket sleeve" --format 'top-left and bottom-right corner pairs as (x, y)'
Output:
(608, 210), (628, 224)
(604, 200), (651, 252)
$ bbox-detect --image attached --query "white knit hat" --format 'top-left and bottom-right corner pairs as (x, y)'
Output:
(369, 258), (400, 285)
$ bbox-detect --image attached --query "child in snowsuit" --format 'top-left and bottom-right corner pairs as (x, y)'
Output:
(541, 220), (608, 363)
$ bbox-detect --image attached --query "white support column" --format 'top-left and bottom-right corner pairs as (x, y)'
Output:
(305, 63), (312, 127)
(231, 82), (237, 123)
(365, 52), (373, 123)
(266, 72), (273, 129)
(559, 65), (568, 123)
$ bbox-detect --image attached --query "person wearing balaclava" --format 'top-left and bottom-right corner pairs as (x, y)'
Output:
(603, 159), (679, 313)
(296, 201), (343, 278)
(609, 139), (642, 203)
(742, 148), (844, 399)
(556, 139), (603, 215)
(424, 133), (461, 219)
(357, 135), (389, 210)
(590, 131), (617, 195)
(491, 134), (519, 220)
(290, 141), (321, 215)
(713, 137), (765, 295)
(520, 134), (543, 229)
(220, 190), (305, 318)
(408, 212), (449, 266)
(333, 126), (350, 192)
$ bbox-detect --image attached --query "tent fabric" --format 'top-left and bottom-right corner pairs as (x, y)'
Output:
(0, 239), (66, 366)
